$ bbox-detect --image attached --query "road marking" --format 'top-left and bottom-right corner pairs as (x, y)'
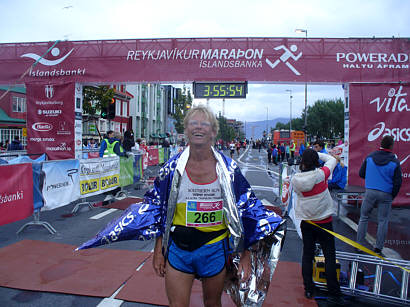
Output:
(96, 297), (123, 307)
(338, 215), (402, 260)
(261, 198), (275, 207)
(90, 208), (118, 220)
(252, 185), (274, 192)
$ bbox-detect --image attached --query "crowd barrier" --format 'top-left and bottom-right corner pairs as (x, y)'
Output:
(0, 146), (177, 234)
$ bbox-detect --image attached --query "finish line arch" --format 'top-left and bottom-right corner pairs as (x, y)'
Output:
(0, 37), (408, 204)
(0, 37), (408, 84)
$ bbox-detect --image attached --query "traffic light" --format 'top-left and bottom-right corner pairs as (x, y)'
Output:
(101, 108), (108, 119)
(108, 98), (116, 119)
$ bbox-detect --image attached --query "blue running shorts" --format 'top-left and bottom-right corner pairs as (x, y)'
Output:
(167, 238), (228, 278)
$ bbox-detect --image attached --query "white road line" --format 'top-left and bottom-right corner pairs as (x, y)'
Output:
(261, 198), (275, 207)
(338, 215), (402, 260)
(96, 297), (123, 307)
(252, 185), (274, 192)
(90, 208), (118, 220)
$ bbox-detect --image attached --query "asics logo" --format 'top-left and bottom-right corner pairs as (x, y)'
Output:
(21, 47), (74, 66)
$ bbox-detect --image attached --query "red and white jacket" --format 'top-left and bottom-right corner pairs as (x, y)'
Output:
(291, 153), (337, 222)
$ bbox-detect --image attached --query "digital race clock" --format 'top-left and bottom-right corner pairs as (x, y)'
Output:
(193, 82), (247, 99)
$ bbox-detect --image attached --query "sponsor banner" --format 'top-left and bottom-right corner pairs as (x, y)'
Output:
(119, 156), (134, 187)
(79, 157), (120, 196)
(158, 148), (164, 164)
(0, 163), (33, 226)
(0, 38), (408, 84)
(349, 83), (409, 206)
(7, 156), (46, 211)
(41, 159), (80, 210)
(133, 154), (143, 184)
(142, 150), (148, 170)
(164, 148), (170, 162)
(26, 82), (75, 160)
(147, 146), (159, 166)
(88, 151), (99, 159)
(74, 83), (83, 159)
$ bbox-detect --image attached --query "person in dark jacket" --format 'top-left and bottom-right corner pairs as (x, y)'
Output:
(356, 135), (402, 255)
(7, 136), (23, 151)
(122, 130), (135, 152)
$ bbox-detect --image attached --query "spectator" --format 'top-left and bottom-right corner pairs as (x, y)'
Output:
(99, 130), (127, 157)
(328, 155), (347, 191)
(299, 143), (306, 156)
(123, 130), (135, 152)
(272, 144), (278, 165)
(291, 149), (345, 305)
(313, 140), (327, 166)
(7, 136), (23, 151)
(290, 140), (296, 158)
(87, 138), (98, 149)
(357, 135), (402, 256)
(285, 143), (290, 161)
(267, 143), (272, 163)
(279, 143), (285, 162)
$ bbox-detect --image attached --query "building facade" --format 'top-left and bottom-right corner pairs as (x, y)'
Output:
(127, 83), (179, 144)
(0, 86), (26, 147)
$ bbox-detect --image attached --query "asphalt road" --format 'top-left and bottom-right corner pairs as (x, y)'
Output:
(0, 147), (407, 307)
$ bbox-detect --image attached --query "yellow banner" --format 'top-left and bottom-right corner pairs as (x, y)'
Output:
(100, 174), (119, 190)
(80, 179), (99, 195)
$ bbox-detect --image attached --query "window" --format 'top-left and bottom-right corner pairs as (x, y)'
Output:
(12, 96), (26, 113)
(116, 100), (121, 116)
(122, 101), (128, 117)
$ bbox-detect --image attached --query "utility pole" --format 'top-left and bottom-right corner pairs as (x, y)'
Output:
(286, 89), (292, 136)
(295, 28), (308, 144)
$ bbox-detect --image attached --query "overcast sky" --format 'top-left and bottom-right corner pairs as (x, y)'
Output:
(1, 0), (409, 122)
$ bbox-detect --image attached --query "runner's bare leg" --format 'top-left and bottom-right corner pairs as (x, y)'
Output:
(202, 267), (226, 307)
(165, 261), (195, 307)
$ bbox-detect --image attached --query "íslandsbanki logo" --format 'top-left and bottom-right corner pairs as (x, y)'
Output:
(21, 47), (74, 66)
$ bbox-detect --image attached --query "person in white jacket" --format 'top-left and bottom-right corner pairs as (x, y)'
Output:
(291, 149), (345, 306)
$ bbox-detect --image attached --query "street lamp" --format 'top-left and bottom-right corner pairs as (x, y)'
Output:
(286, 90), (292, 136)
(266, 106), (269, 138)
(295, 28), (308, 144)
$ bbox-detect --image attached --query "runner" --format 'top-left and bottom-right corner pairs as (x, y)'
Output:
(151, 106), (282, 306)
(229, 141), (235, 158)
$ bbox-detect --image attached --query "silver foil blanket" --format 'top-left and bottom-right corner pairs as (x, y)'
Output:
(225, 221), (287, 306)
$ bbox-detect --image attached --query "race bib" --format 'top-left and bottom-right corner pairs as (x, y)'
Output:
(186, 200), (223, 227)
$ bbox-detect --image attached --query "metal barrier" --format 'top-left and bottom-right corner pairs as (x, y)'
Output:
(314, 251), (409, 305)
(335, 185), (365, 216)
(17, 210), (57, 235)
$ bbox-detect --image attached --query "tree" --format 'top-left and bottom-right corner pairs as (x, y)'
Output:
(172, 86), (192, 134)
(274, 117), (302, 131)
(273, 98), (343, 140)
(83, 86), (115, 117)
(306, 98), (344, 139)
(217, 115), (236, 142)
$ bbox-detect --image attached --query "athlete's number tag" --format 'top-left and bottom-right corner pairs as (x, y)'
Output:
(186, 200), (223, 227)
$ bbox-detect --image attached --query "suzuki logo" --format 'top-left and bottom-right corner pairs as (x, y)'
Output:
(21, 47), (74, 66)
(45, 85), (54, 98)
(32, 122), (53, 131)
(266, 44), (302, 75)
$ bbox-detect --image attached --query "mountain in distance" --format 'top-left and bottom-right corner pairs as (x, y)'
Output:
(245, 117), (289, 139)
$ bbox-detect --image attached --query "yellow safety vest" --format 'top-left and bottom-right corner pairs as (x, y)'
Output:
(103, 139), (123, 157)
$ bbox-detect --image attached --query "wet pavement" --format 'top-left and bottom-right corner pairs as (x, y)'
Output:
(346, 205), (410, 260)
(0, 148), (408, 307)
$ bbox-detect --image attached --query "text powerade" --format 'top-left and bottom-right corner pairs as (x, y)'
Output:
(193, 82), (247, 99)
